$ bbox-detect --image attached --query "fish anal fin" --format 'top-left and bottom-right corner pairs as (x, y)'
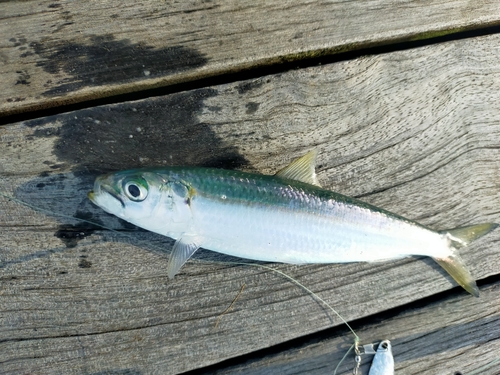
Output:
(434, 255), (479, 297)
(275, 150), (321, 187)
(167, 235), (200, 279)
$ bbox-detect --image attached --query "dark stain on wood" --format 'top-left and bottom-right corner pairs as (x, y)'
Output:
(245, 102), (259, 114)
(6, 97), (26, 102)
(55, 223), (97, 248)
(25, 88), (249, 173)
(78, 257), (92, 268)
(9, 37), (28, 47)
(26, 34), (208, 96)
(237, 79), (264, 94)
(15, 70), (31, 85)
(91, 369), (142, 375)
(206, 105), (222, 113)
(116, 218), (141, 231)
(33, 126), (61, 138)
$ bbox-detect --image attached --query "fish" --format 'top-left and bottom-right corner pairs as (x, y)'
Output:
(368, 340), (394, 375)
(88, 151), (497, 295)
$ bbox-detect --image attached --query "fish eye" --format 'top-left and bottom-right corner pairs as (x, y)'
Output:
(123, 179), (148, 202)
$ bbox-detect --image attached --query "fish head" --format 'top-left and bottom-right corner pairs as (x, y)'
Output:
(88, 169), (193, 235)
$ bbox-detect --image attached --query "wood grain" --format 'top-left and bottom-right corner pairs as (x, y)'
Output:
(2, 0), (500, 116)
(1, 32), (500, 374)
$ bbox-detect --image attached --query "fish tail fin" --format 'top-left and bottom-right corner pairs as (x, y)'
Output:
(435, 223), (498, 297)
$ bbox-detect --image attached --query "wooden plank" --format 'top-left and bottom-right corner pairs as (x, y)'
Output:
(1, 33), (500, 374)
(2, 0), (500, 116)
(206, 281), (500, 375)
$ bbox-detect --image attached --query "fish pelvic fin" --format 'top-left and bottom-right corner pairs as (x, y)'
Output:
(435, 223), (498, 297)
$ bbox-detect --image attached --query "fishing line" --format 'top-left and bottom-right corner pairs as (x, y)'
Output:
(221, 261), (359, 341)
(1, 191), (360, 369)
(334, 343), (356, 375)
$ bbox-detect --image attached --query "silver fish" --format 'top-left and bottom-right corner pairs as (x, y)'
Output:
(88, 151), (497, 295)
(369, 340), (394, 375)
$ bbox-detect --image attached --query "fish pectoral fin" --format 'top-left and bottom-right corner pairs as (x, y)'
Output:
(167, 235), (200, 279)
(275, 150), (321, 187)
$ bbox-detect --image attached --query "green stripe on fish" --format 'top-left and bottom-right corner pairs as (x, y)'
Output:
(88, 151), (498, 296)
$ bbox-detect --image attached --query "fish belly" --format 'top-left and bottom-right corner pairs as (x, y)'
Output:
(191, 196), (450, 264)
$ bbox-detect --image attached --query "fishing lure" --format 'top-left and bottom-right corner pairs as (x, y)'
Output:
(88, 151), (498, 295)
(368, 340), (394, 375)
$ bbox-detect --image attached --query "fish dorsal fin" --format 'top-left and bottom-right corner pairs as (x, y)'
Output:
(275, 150), (321, 187)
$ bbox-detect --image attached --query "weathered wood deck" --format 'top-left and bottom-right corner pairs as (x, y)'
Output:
(1, 1), (500, 374)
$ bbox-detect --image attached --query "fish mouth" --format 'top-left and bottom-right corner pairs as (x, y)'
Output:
(88, 181), (125, 209)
